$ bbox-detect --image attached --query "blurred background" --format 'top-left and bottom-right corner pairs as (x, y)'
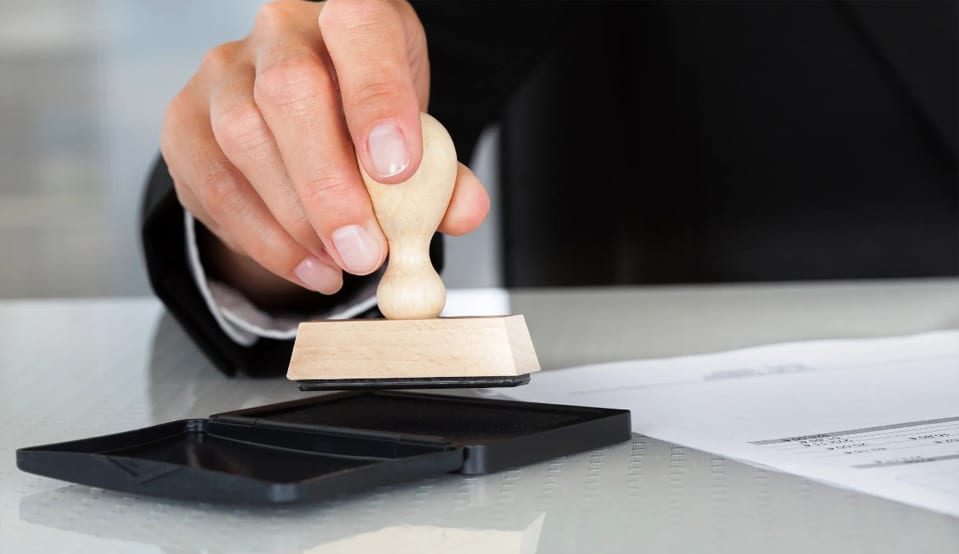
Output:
(0, 0), (502, 298)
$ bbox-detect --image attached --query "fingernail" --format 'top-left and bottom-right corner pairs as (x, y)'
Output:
(367, 121), (410, 179)
(332, 224), (381, 275)
(293, 256), (342, 293)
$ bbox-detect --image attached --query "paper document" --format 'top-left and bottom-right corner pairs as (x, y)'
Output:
(498, 331), (959, 517)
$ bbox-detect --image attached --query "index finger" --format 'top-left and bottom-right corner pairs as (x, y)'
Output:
(320, 0), (426, 184)
(251, 7), (387, 276)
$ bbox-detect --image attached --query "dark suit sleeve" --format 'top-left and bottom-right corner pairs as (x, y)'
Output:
(140, 2), (566, 377)
(412, 1), (572, 162)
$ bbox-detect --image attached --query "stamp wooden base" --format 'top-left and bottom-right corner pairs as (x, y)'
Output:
(287, 315), (540, 383)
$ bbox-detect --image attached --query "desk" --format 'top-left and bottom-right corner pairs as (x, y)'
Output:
(2, 280), (959, 553)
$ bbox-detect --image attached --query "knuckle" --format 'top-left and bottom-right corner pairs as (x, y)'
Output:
(321, 0), (389, 30)
(302, 173), (351, 203)
(199, 42), (239, 75)
(161, 91), (189, 136)
(200, 162), (244, 215)
(212, 104), (272, 157)
(254, 55), (329, 109)
(160, 92), (193, 163)
(253, 1), (292, 36)
(344, 75), (406, 113)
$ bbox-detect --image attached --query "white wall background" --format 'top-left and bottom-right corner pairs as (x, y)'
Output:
(0, 0), (501, 298)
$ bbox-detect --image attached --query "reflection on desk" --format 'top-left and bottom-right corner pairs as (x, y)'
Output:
(20, 484), (547, 554)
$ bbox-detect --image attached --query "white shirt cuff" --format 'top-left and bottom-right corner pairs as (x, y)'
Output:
(184, 212), (378, 346)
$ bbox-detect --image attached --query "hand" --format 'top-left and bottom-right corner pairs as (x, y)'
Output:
(161, 0), (489, 299)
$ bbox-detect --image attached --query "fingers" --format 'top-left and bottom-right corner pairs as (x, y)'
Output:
(161, 77), (344, 294)
(208, 55), (327, 259)
(251, 42), (387, 276)
(320, 0), (426, 184)
(167, 164), (245, 254)
(439, 163), (491, 236)
(165, 0), (473, 297)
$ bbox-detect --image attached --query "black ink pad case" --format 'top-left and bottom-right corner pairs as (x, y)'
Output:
(17, 391), (631, 504)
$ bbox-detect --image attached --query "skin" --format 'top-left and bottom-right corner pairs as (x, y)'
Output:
(161, 0), (490, 306)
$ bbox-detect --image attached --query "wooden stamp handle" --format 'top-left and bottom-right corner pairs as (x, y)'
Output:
(357, 113), (457, 319)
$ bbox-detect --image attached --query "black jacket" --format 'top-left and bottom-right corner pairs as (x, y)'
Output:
(142, 1), (958, 376)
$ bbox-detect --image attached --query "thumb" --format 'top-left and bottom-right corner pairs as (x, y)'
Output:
(320, 0), (425, 184)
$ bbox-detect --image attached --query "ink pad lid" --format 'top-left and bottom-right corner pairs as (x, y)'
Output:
(17, 391), (630, 504)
